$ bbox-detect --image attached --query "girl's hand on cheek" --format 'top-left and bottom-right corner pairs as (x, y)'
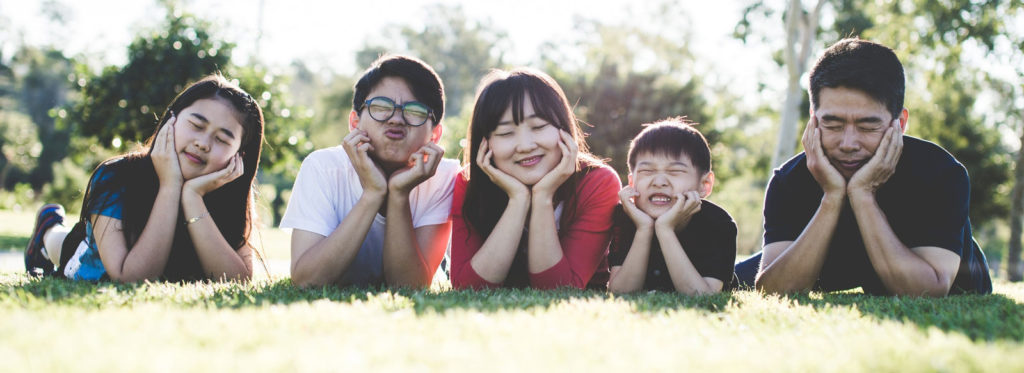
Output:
(153, 115), (184, 189)
(184, 153), (245, 197)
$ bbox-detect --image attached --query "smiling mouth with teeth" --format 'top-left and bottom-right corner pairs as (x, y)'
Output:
(649, 195), (673, 204)
(517, 156), (542, 166)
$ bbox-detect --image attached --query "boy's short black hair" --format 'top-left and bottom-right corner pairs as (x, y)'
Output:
(628, 117), (711, 175)
(352, 54), (445, 125)
(809, 38), (905, 119)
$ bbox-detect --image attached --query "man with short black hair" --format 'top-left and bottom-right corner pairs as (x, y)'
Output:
(283, 55), (458, 288)
(735, 38), (992, 296)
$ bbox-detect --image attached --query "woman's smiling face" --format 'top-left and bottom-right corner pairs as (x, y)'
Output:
(486, 95), (563, 186)
(173, 97), (244, 180)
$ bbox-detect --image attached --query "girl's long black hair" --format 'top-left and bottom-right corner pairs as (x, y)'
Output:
(78, 74), (264, 281)
(461, 68), (605, 239)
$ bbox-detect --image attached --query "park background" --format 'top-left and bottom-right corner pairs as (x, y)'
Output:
(2, 1), (1024, 371)
(3, 0), (1024, 279)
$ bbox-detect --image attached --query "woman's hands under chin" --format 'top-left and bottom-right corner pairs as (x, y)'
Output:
(183, 153), (245, 197)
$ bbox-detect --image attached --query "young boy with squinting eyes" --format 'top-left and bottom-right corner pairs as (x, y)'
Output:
(607, 118), (737, 295)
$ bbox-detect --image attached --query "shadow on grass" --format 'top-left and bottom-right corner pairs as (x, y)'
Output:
(0, 234), (27, 252)
(0, 275), (732, 315)
(780, 292), (1024, 342)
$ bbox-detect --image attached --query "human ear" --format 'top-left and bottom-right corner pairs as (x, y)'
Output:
(898, 108), (909, 133)
(348, 110), (360, 131)
(627, 173), (634, 187)
(430, 122), (443, 143)
(700, 171), (715, 198)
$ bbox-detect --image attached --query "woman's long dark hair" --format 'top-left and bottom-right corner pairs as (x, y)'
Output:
(462, 68), (604, 239)
(78, 74), (264, 281)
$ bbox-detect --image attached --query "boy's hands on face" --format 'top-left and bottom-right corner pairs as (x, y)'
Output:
(654, 191), (702, 231)
(476, 138), (530, 200)
(847, 118), (902, 197)
(619, 186), (653, 228)
(343, 128), (388, 198)
(152, 114), (184, 188)
(802, 116), (846, 196)
(388, 142), (444, 195)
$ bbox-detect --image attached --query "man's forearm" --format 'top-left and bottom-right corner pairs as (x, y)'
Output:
(382, 192), (432, 287)
(849, 191), (952, 296)
(756, 192), (844, 292)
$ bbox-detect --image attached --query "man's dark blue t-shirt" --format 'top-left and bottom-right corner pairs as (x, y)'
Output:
(761, 135), (992, 295)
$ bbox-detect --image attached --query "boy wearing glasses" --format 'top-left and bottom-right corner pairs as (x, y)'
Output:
(283, 55), (458, 288)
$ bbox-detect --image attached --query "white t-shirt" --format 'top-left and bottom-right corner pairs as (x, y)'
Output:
(280, 146), (459, 286)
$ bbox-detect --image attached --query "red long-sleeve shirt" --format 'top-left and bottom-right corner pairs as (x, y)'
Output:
(450, 165), (620, 290)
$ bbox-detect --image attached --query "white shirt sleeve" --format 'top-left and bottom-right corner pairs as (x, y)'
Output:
(279, 149), (341, 237)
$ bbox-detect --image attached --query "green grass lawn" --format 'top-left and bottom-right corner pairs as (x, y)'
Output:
(2, 210), (1024, 371)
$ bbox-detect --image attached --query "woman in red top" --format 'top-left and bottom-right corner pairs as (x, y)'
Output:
(451, 68), (620, 290)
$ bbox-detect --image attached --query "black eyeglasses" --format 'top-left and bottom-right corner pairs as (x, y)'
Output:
(361, 96), (435, 127)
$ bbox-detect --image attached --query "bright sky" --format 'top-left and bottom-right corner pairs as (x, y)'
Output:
(1, 0), (781, 106)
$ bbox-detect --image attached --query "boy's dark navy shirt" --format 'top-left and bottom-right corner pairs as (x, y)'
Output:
(609, 200), (737, 291)
(763, 135), (992, 295)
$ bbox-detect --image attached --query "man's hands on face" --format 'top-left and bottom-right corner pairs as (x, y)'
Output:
(343, 129), (388, 198)
(803, 116), (846, 196)
(388, 142), (445, 196)
(847, 118), (902, 198)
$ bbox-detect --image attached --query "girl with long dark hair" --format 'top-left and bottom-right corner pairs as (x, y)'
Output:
(450, 68), (620, 290)
(25, 75), (264, 282)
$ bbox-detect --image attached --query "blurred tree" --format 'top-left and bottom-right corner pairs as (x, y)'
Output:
(0, 111), (38, 188)
(0, 46), (20, 188)
(62, 5), (312, 225)
(71, 13), (232, 147)
(231, 65), (315, 225)
(736, 0), (824, 178)
(12, 47), (76, 192)
(539, 4), (710, 182)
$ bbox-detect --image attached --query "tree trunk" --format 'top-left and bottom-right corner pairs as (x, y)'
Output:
(769, 0), (826, 171)
(753, 0), (825, 253)
(272, 189), (285, 227)
(1007, 128), (1024, 281)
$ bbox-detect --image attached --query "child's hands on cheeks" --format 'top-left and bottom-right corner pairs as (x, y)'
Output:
(619, 186), (653, 229)
(654, 191), (702, 231)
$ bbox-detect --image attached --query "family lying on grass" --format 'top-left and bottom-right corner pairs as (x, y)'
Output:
(23, 38), (993, 297)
